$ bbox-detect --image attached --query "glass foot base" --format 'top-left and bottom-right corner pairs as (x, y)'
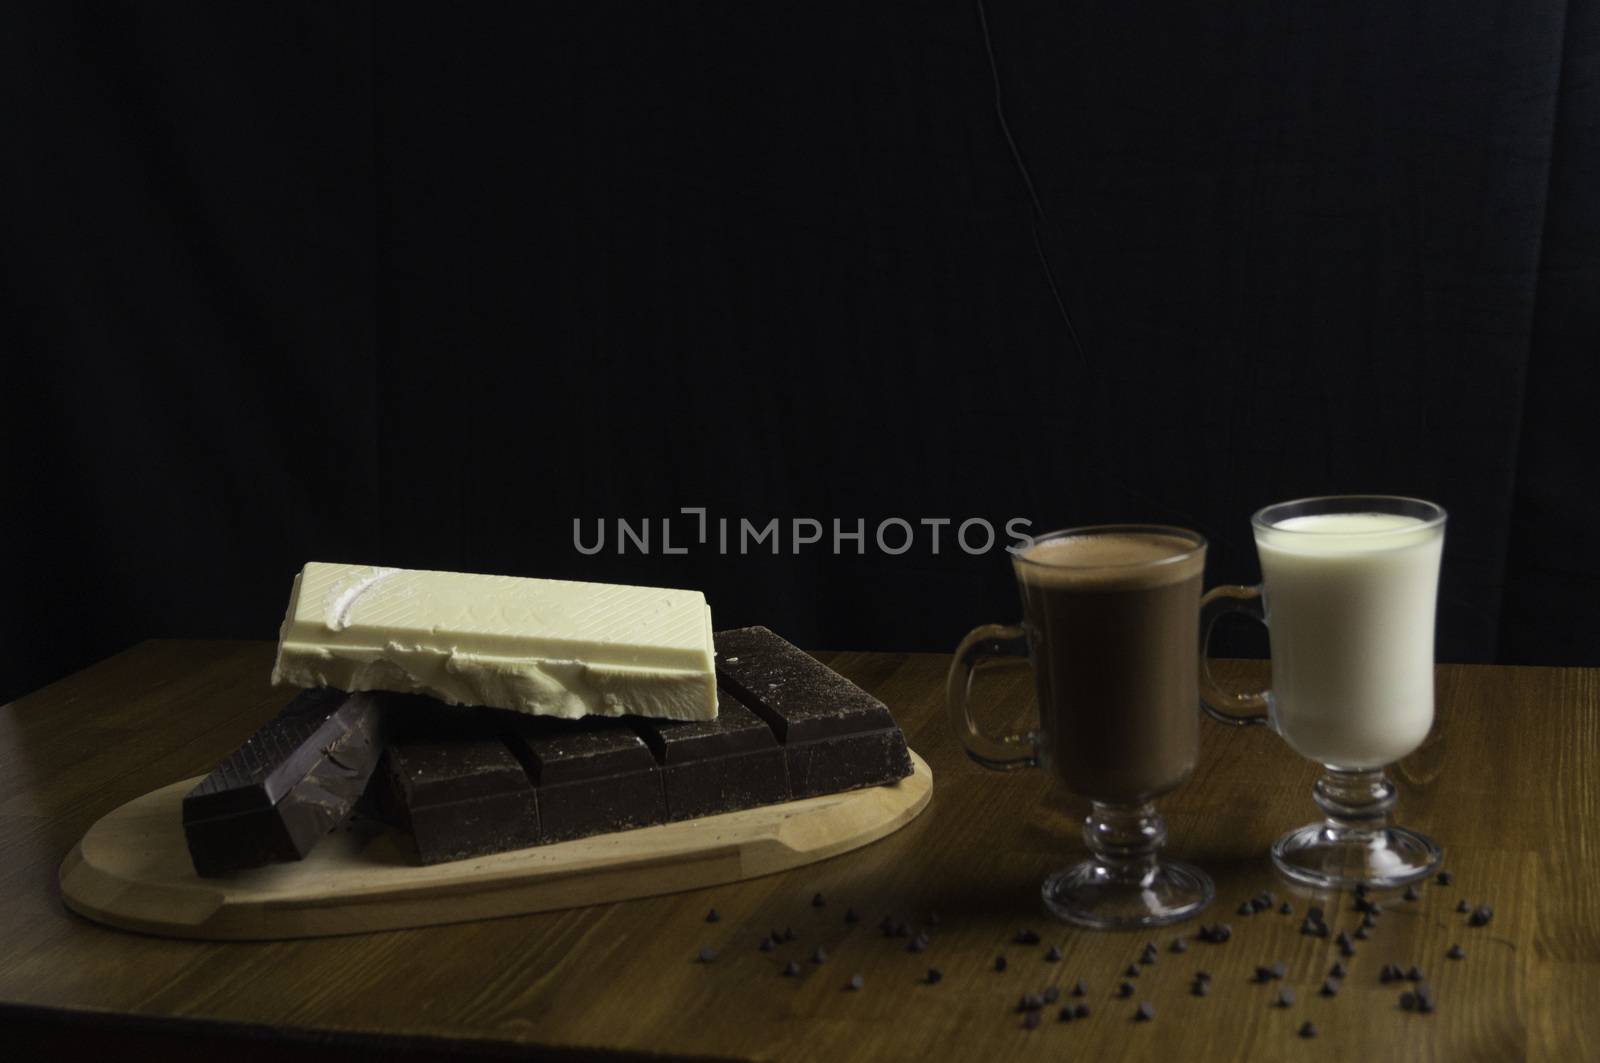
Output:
(1271, 822), (1442, 890)
(1041, 860), (1214, 929)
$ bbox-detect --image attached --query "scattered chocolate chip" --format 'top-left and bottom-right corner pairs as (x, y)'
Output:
(1308, 906), (1325, 921)
(1330, 962), (1347, 979)
(1404, 885), (1420, 902)
(1416, 985), (1435, 1013)
(1470, 905), (1494, 927)
(1238, 901), (1255, 916)
(1320, 979), (1340, 997)
(847, 973), (863, 991)
(1197, 925), (1214, 943)
(1170, 938), (1189, 954)
(1192, 980), (1210, 997)
(706, 908), (721, 923)
(1299, 918), (1328, 938)
(1400, 991), (1416, 1010)
(1118, 981), (1135, 998)
(1135, 1001), (1154, 1022)
(908, 933), (929, 954)
(1074, 1003), (1090, 1018)
(1196, 970), (1212, 982)
(1408, 966), (1424, 982)
(783, 960), (801, 978)
(1046, 945), (1062, 963)
(1057, 1006), (1074, 1023)
(1353, 927), (1369, 941)
(1336, 931), (1352, 949)
(1270, 961), (1287, 979)
(844, 908), (859, 925)
(995, 956), (1008, 972)
(1022, 1012), (1041, 1030)
(1456, 900), (1471, 914)
(926, 967), (943, 984)
(1380, 965), (1398, 983)
(1254, 966), (1273, 983)
(1125, 964), (1140, 977)
(1437, 871), (1453, 886)
(1277, 988), (1295, 1007)
(1354, 898), (1376, 914)
(1072, 979), (1087, 996)
(1141, 942), (1159, 959)
(811, 946), (827, 964)
(1280, 902), (1293, 915)
(1043, 986), (1061, 1005)
(759, 937), (775, 952)
(1019, 992), (1043, 1012)
(1362, 914), (1377, 930)
(1299, 1021), (1318, 1039)
(1213, 924), (1233, 942)
(697, 946), (717, 963)
(1015, 929), (1041, 945)
(783, 927), (796, 943)
(812, 892), (826, 908)
(1447, 944), (1465, 960)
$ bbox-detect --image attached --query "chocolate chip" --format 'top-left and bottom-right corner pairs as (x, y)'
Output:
(1195, 970), (1212, 982)
(1341, 943), (1356, 958)
(1279, 902), (1293, 915)
(1074, 1003), (1090, 1018)
(1447, 944), (1465, 960)
(1255, 966), (1273, 983)
(1277, 988), (1295, 1007)
(1399, 991), (1416, 1010)
(1456, 900), (1470, 914)
(1300, 918), (1328, 938)
(1380, 965), (1398, 983)
(783, 960), (801, 977)
(1118, 981), (1135, 998)
(1408, 966), (1424, 982)
(844, 908), (859, 925)
(1044, 986), (1062, 1005)
(1197, 925), (1214, 942)
(1320, 979), (1340, 997)
(1015, 929), (1041, 945)
(1058, 1006), (1075, 1023)
(1213, 924), (1233, 942)
(1361, 914), (1377, 929)
(1416, 985), (1435, 1013)
(1353, 927), (1368, 941)
(1470, 905), (1494, 927)
(1019, 992), (1043, 1012)
(1141, 942), (1159, 959)
(1238, 901), (1254, 916)
(1170, 938), (1188, 954)
(812, 892), (826, 907)
(1125, 964), (1140, 977)
(1022, 1012), (1041, 1030)
(926, 967), (943, 984)
(759, 937), (775, 952)
(697, 946), (717, 963)
(1271, 961), (1287, 979)
(908, 933), (929, 954)
(995, 955), (1008, 972)
(1046, 945), (1062, 962)
(1192, 980), (1209, 997)
(847, 973), (863, 991)
(811, 946), (827, 964)
(1437, 871), (1453, 886)
(1072, 979), (1087, 996)
(775, 927), (788, 942)
(783, 927), (796, 943)
(706, 908), (721, 923)
(1404, 885), (1420, 901)
(1135, 1001), (1154, 1021)
(1299, 1021), (1318, 1039)
(1307, 906), (1325, 921)
(1336, 932), (1351, 949)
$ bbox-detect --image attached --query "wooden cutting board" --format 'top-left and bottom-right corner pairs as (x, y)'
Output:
(59, 751), (932, 941)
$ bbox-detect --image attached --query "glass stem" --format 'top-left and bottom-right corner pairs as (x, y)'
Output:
(1083, 801), (1164, 885)
(1312, 767), (1395, 834)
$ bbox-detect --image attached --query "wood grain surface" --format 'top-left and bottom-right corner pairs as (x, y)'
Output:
(3, 640), (1597, 1061)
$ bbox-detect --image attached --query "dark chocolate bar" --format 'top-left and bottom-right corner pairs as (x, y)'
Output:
(714, 626), (914, 798)
(183, 688), (385, 876)
(632, 685), (788, 821)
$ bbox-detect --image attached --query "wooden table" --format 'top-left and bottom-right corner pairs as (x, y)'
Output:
(3, 641), (1597, 1061)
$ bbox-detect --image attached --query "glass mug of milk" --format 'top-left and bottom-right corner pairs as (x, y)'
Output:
(1200, 495), (1446, 888)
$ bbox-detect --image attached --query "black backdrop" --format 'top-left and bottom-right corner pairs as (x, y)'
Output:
(5, 1), (1597, 704)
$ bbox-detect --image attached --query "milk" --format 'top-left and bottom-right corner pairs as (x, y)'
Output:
(1254, 512), (1443, 770)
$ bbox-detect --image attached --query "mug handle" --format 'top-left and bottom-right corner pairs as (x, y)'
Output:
(946, 623), (1038, 770)
(1199, 585), (1273, 726)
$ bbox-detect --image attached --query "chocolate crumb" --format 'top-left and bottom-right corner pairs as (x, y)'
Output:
(926, 967), (943, 984)
(1196, 970), (1212, 982)
(1437, 871), (1453, 886)
(847, 973), (863, 991)
(1118, 981), (1135, 998)
(1125, 964), (1140, 978)
(1043, 986), (1061, 1005)
(1470, 905), (1494, 927)
(1276, 988), (1295, 1007)
(812, 892), (826, 907)
(783, 960), (801, 977)
(1407, 966), (1424, 982)
(1280, 902), (1293, 915)
(1074, 1003), (1090, 1018)
(1192, 980), (1210, 997)
(1400, 991), (1416, 1010)
(697, 946), (717, 963)
(1072, 979), (1087, 996)
(1238, 901), (1254, 916)
(995, 956), (1008, 972)
(1019, 992), (1043, 1012)
(1299, 1021), (1317, 1039)
(1447, 944), (1465, 960)
(1330, 962), (1347, 979)
(1456, 900), (1471, 914)
(706, 908), (721, 923)
(1416, 985), (1435, 1013)
(1404, 885), (1420, 902)
(1170, 938), (1188, 954)
(1336, 932), (1353, 950)
(1362, 914), (1377, 929)
(1058, 1006), (1075, 1023)
(1046, 945), (1062, 963)
(1380, 965), (1398, 983)
(1015, 929), (1041, 945)
(1135, 1001), (1154, 1021)
(1320, 979), (1340, 997)
(1022, 1012), (1041, 1030)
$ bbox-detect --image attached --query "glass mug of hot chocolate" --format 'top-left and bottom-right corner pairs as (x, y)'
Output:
(947, 525), (1214, 929)
(1201, 495), (1446, 889)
